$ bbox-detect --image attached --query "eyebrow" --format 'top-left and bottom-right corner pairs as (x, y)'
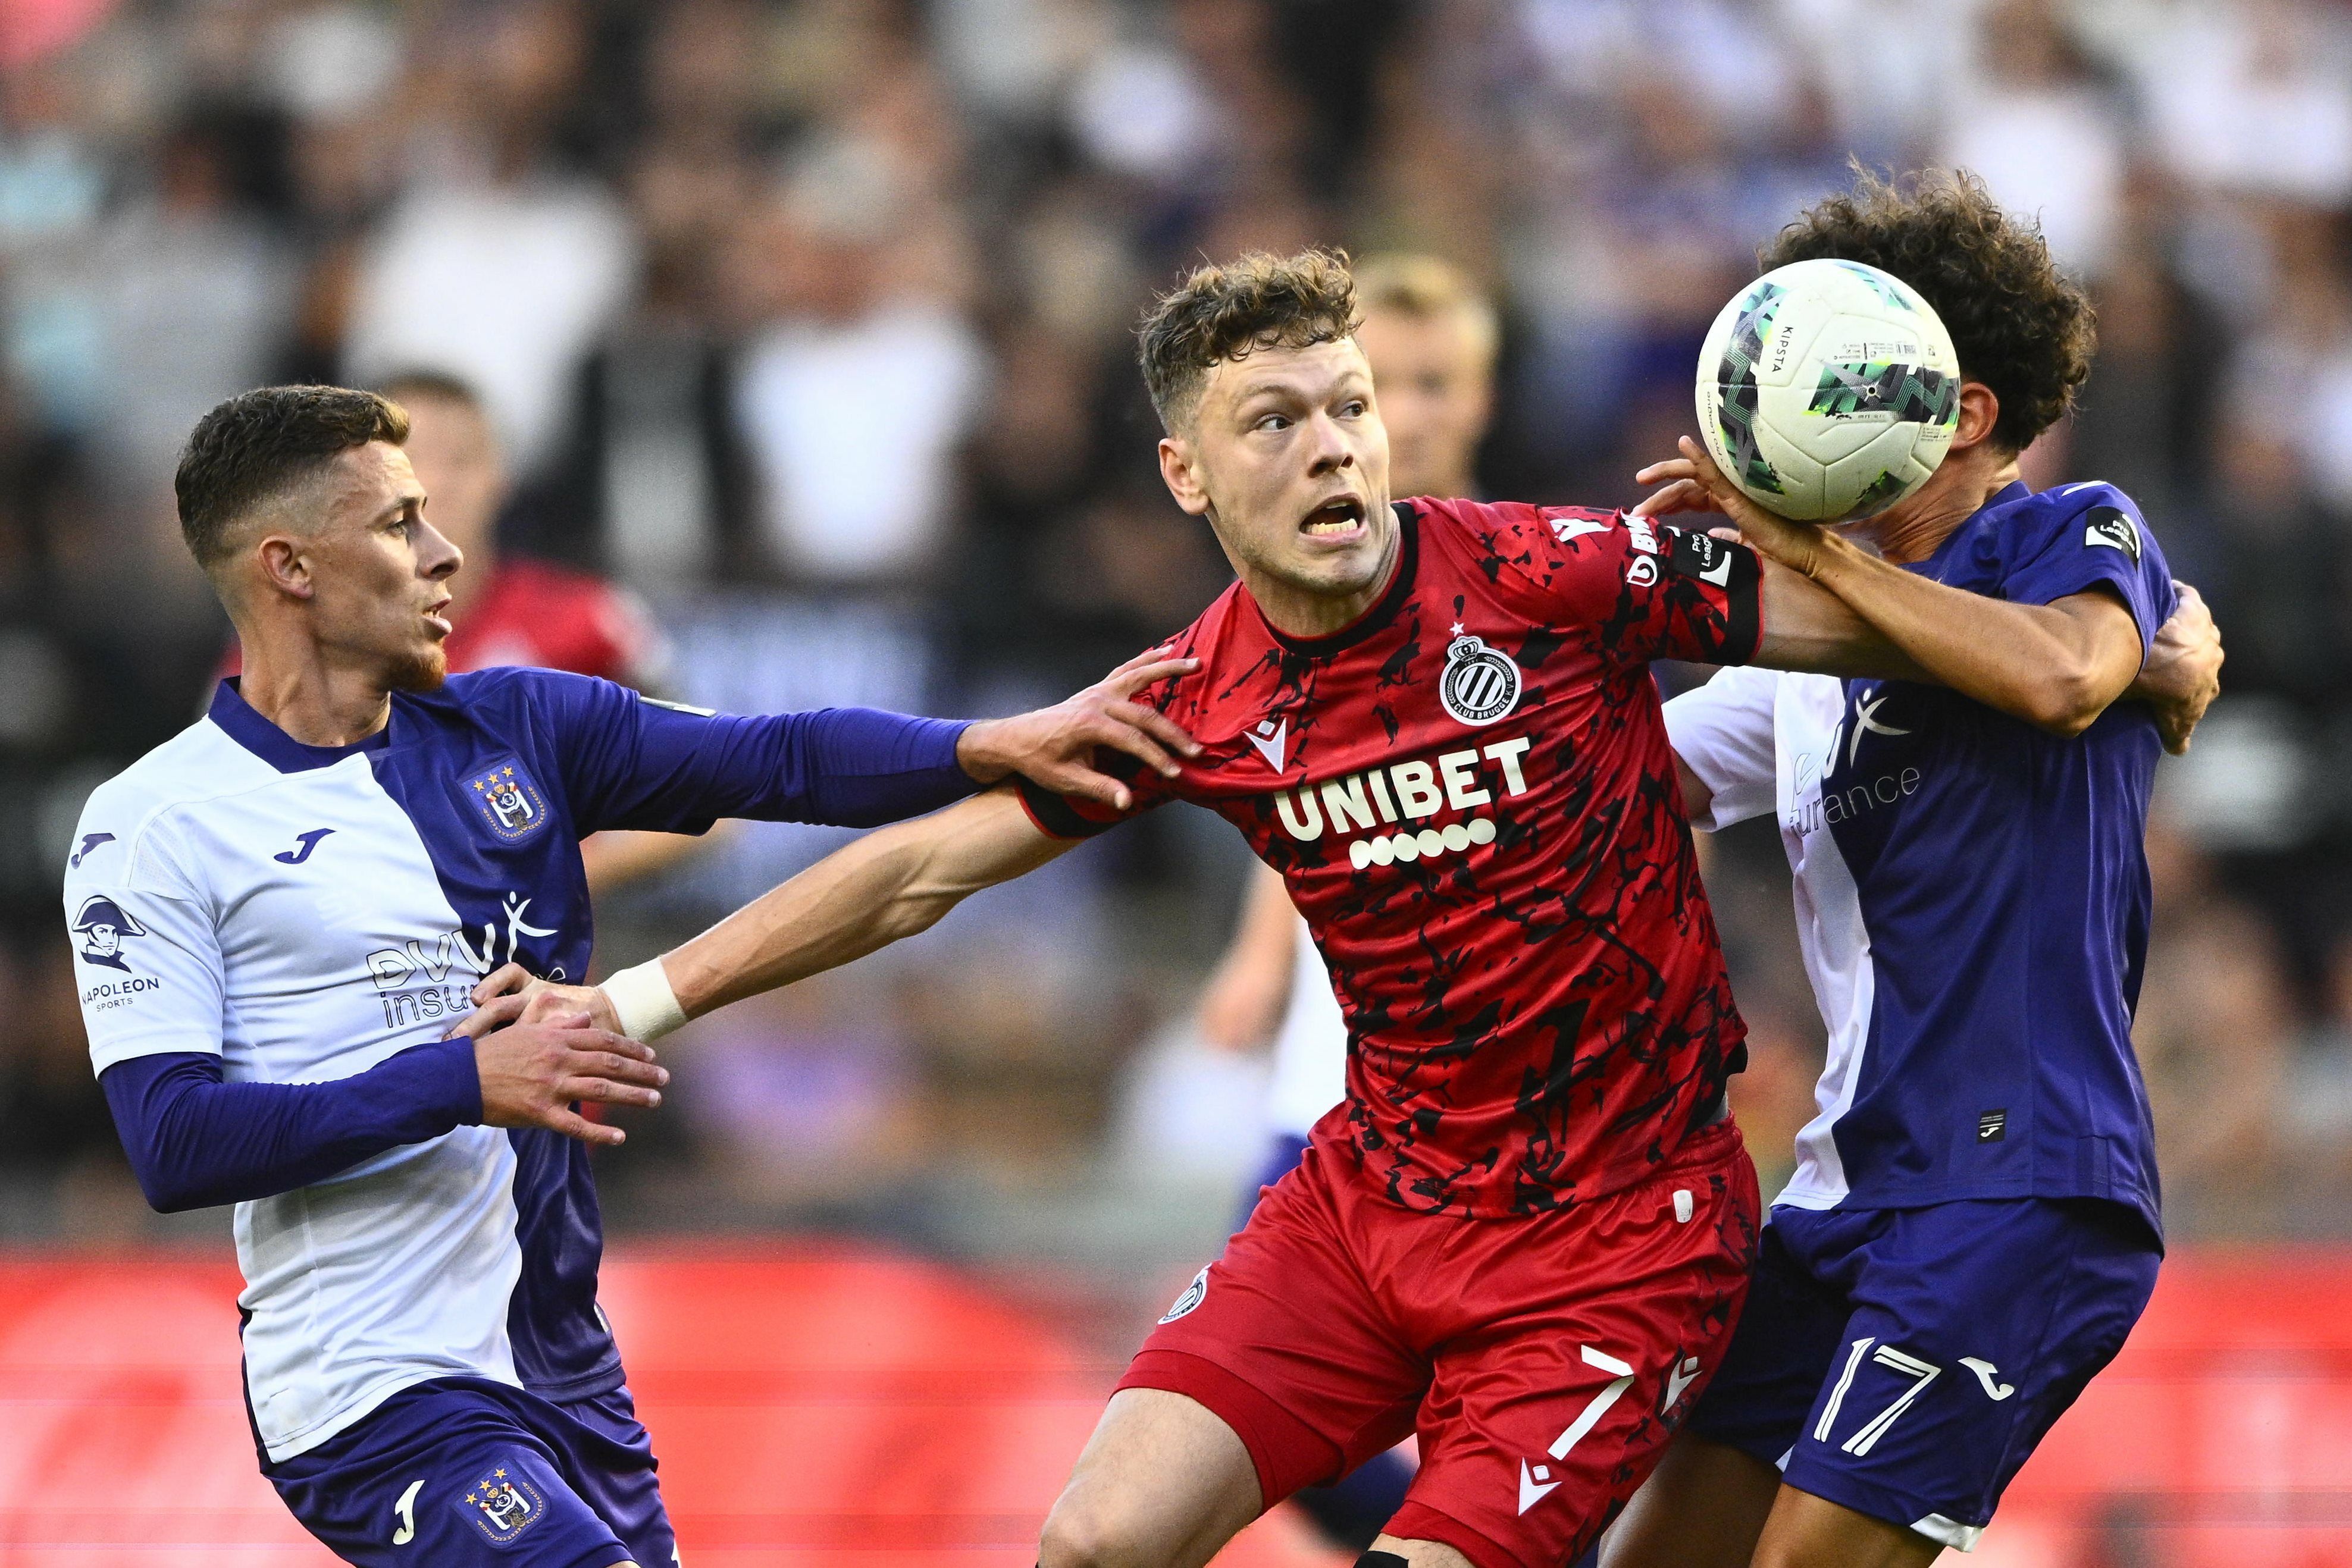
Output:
(1235, 374), (1369, 404)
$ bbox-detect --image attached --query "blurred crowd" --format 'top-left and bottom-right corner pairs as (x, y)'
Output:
(0, 0), (2348, 1250)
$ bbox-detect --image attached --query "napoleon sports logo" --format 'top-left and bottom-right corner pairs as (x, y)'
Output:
(71, 895), (146, 973)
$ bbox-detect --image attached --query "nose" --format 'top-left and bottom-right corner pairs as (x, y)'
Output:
(1305, 410), (1354, 475)
(418, 518), (463, 581)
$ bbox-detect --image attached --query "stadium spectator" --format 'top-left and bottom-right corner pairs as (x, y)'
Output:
(0, 0), (2344, 1268)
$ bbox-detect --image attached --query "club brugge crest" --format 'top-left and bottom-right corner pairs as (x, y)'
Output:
(461, 1465), (544, 1544)
(1439, 632), (1521, 727)
(1160, 1265), (1209, 1323)
(468, 761), (550, 842)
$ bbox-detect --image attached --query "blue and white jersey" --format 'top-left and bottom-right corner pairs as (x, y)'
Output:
(64, 670), (969, 1462)
(1665, 481), (2175, 1238)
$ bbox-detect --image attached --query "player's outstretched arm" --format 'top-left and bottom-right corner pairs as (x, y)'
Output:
(1639, 440), (2145, 738)
(958, 648), (1204, 811)
(455, 788), (1075, 1042)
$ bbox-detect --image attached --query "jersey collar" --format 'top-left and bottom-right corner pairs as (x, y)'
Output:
(208, 679), (394, 773)
(1908, 480), (2032, 581)
(1252, 501), (1421, 657)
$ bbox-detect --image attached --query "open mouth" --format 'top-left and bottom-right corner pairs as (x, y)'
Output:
(423, 598), (454, 637)
(1301, 496), (1368, 539)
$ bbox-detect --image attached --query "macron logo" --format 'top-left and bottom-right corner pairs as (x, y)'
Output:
(1245, 717), (1288, 773)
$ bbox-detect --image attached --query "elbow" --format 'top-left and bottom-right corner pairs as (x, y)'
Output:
(2022, 660), (2116, 739)
(2027, 703), (2098, 741)
(126, 1162), (206, 1214)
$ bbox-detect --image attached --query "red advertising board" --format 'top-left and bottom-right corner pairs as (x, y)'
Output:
(0, 1246), (2342, 1565)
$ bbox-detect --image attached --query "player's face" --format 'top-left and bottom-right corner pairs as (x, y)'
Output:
(1356, 308), (1493, 498)
(303, 441), (462, 691)
(397, 394), (505, 567)
(1160, 338), (1395, 634)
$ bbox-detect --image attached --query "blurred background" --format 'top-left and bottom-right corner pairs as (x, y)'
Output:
(0, 0), (2349, 1563)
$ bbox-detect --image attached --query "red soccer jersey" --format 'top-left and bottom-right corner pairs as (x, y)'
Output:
(1020, 497), (1765, 1219)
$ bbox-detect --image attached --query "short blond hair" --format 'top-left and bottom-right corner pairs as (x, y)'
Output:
(1352, 253), (1498, 369)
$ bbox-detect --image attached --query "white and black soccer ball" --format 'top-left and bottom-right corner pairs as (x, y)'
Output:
(1696, 258), (1962, 522)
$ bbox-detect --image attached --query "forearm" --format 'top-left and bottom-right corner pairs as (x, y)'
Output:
(99, 1039), (481, 1212)
(792, 708), (978, 825)
(587, 700), (977, 834)
(1808, 536), (2137, 732)
(1756, 557), (1934, 680)
(660, 829), (951, 1017)
(658, 792), (1065, 1018)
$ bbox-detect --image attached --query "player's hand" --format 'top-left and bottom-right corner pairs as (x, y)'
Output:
(1635, 437), (1832, 577)
(450, 962), (623, 1037)
(955, 646), (1205, 811)
(2128, 580), (2223, 755)
(469, 1012), (667, 1147)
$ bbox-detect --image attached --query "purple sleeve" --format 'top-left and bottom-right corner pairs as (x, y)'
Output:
(1999, 491), (2176, 656)
(525, 671), (978, 833)
(99, 1041), (483, 1213)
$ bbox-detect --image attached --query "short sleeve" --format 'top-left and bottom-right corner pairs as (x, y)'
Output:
(1995, 487), (2176, 657)
(1013, 744), (1175, 839)
(1473, 503), (1763, 669)
(1663, 666), (1782, 831)
(64, 819), (227, 1075)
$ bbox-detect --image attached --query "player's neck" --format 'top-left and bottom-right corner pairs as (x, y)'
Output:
(1849, 447), (2023, 566)
(235, 631), (396, 748)
(1245, 527), (1404, 639)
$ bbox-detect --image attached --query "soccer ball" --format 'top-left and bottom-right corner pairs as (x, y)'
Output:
(1696, 258), (1961, 522)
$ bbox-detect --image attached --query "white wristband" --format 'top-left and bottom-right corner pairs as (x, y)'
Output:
(602, 958), (687, 1043)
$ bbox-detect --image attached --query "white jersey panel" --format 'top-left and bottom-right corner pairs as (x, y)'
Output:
(1263, 912), (1349, 1139)
(1663, 670), (1877, 1209)
(64, 719), (525, 1461)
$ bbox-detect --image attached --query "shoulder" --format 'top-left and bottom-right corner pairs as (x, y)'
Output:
(71, 722), (265, 890)
(1128, 584), (1262, 731)
(434, 664), (609, 713)
(1985, 481), (2161, 567)
(1410, 494), (1636, 597)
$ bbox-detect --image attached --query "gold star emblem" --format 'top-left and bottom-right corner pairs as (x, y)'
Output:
(494, 1469), (506, 1479)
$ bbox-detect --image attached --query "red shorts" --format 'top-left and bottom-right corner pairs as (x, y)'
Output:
(1120, 1119), (1760, 1568)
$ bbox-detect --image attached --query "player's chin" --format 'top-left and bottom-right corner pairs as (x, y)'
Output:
(387, 644), (449, 692)
(1274, 547), (1386, 601)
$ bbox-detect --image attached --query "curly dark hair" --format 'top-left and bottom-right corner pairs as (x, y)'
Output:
(176, 385), (409, 570)
(1136, 248), (1361, 431)
(1761, 167), (2095, 453)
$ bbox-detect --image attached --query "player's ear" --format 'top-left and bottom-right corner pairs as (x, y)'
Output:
(1952, 381), (2001, 452)
(254, 532), (316, 601)
(1158, 434), (1212, 518)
